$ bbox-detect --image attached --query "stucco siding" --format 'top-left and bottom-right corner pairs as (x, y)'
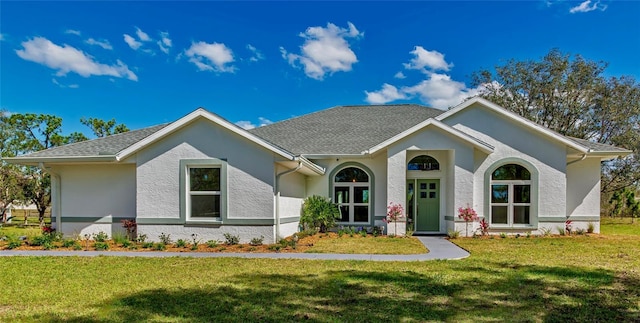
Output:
(567, 157), (601, 218)
(444, 104), (568, 219)
(134, 118), (277, 221)
(56, 164), (136, 219)
(137, 224), (275, 244)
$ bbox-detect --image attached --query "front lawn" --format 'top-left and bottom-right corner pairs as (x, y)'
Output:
(0, 220), (638, 322)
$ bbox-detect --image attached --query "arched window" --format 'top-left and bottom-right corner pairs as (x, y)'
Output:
(334, 167), (370, 223)
(490, 164), (531, 226)
(408, 155), (440, 171)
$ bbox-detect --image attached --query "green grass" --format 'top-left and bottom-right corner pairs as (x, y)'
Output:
(0, 220), (638, 321)
(0, 226), (41, 238)
(306, 235), (427, 254)
(601, 216), (640, 236)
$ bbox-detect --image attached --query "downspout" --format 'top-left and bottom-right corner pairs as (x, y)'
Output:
(275, 160), (302, 241)
(38, 162), (61, 231)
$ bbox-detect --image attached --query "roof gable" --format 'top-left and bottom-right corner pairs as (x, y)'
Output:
(116, 108), (296, 161)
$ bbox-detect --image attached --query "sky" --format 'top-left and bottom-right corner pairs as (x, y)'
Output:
(1, 1), (639, 137)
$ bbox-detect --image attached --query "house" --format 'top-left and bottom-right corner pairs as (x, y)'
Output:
(5, 98), (630, 243)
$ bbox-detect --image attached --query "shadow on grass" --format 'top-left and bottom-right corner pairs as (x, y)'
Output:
(32, 263), (640, 322)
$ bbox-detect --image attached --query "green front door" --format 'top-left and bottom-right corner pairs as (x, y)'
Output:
(415, 179), (440, 231)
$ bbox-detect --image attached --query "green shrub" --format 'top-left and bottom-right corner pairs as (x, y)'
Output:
(359, 229), (367, 237)
(223, 233), (239, 245)
(587, 222), (595, 233)
(206, 240), (219, 248)
(158, 233), (172, 245)
(142, 242), (154, 249)
(300, 195), (340, 233)
(249, 236), (264, 246)
(62, 239), (78, 248)
(93, 231), (109, 242)
(557, 227), (566, 236)
(94, 242), (109, 251)
(29, 235), (51, 246)
(7, 240), (22, 249)
(121, 240), (133, 248)
(500, 233), (507, 239)
(112, 232), (129, 245)
(153, 242), (166, 251)
(175, 239), (188, 248)
(136, 234), (148, 243)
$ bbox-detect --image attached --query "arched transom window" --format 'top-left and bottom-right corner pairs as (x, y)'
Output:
(490, 164), (531, 226)
(408, 155), (440, 171)
(334, 167), (370, 223)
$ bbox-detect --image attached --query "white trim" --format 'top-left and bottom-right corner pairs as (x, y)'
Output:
(436, 97), (590, 153)
(363, 118), (494, 155)
(3, 155), (117, 164)
(116, 108), (297, 161)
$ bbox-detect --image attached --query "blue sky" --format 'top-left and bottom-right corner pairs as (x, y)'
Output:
(1, 1), (639, 136)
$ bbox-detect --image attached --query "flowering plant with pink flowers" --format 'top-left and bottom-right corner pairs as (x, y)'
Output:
(458, 205), (478, 236)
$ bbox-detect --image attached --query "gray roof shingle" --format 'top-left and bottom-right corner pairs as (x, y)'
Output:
(249, 104), (445, 155)
(21, 124), (168, 158)
(567, 136), (632, 153)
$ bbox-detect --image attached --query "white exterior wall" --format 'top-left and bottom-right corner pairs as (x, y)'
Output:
(123, 118), (282, 243)
(387, 126), (477, 233)
(444, 103), (574, 235)
(53, 164), (136, 237)
(306, 154), (387, 225)
(566, 157), (602, 233)
(131, 119), (277, 221)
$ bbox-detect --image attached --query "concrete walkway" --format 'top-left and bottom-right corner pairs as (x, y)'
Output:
(0, 236), (469, 261)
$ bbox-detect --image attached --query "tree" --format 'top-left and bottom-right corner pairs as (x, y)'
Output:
(472, 49), (640, 194)
(80, 117), (129, 138)
(2, 113), (69, 226)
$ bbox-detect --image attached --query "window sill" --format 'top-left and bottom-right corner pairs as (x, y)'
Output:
(185, 219), (223, 226)
(489, 225), (536, 230)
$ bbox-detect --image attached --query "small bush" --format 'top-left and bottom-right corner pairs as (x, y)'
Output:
(556, 227), (566, 236)
(297, 229), (317, 239)
(94, 242), (109, 251)
(206, 240), (219, 248)
(93, 231), (109, 242)
(500, 233), (507, 239)
(7, 240), (22, 249)
(29, 235), (51, 246)
(121, 240), (133, 248)
(175, 239), (188, 248)
(359, 230), (367, 238)
(268, 245), (282, 252)
(153, 242), (166, 251)
(136, 234), (148, 243)
(249, 236), (264, 246)
(223, 233), (240, 245)
(62, 239), (78, 248)
(575, 228), (586, 235)
(190, 234), (200, 249)
(587, 222), (595, 233)
(540, 227), (552, 237)
(142, 242), (154, 249)
(112, 232), (129, 245)
(526, 232), (531, 238)
(158, 233), (172, 245)
(300, 195), (340, 233)
(447, 229), (460, 239)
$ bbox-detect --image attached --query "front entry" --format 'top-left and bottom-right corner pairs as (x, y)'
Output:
(408, 179), (440, 232)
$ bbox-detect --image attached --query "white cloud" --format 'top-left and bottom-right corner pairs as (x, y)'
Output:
(365, 84), (408, 104)
(123, 34), (142, 50)
(404, 46), (452, 72)
(16, 37), (137, 81)
(157, 32), (172, 54)
(135, 27), (151, 42)
(185, 41), (235, 73)
(246, 44), (264, 62)
(52, 78), (79, 89)
(65, 29), (81, 36)
(569, 0), (607, 13)
(394, 71), (406, 79)
(402, 73), (480, 109)
(281, 22), (363, 80)
(85, 38), (113, 50)
(235, 117), (273, 130)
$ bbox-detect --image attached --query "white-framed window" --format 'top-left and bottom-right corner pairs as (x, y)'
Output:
(334, 167), (370, 224)
(490, 164), (531, 226)
(180, 158), (227, 223)
(187, 167), (221, 220)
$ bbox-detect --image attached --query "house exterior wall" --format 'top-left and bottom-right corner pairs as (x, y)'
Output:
(52, 164), (136, 237)
(129, 118), (282, 243)
(277, 165), (306, 237)
(443, 103), (573, 235)
(387, 126), (477, 233)
(306, 154), (387, 226)
(566, 157), (601, 233)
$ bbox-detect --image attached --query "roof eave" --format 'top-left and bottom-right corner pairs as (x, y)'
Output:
(3, 155), (118, 165)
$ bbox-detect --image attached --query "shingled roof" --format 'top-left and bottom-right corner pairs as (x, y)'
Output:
(567, 136), (632, 153)
(22, 123), (169, 158)
(249, 104), (445, 155)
